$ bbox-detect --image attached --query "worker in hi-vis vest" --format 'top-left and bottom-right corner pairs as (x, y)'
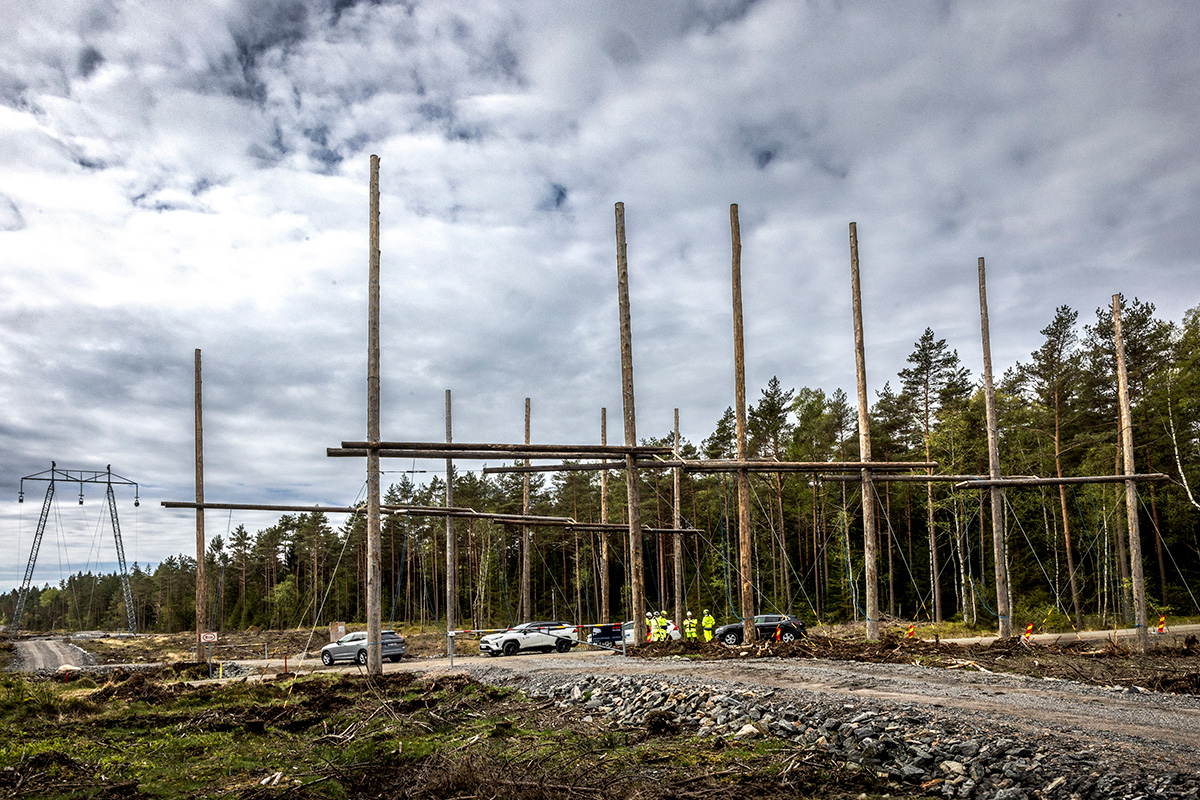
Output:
(683, 611), (698, 641)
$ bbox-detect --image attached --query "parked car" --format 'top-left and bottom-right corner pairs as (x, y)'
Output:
(620, 618), (682, 644)
(714, 614), (806, 645)
(480, 621), (577, 656)
(586, 622), (623, 647)
(320, 630), (406, 665)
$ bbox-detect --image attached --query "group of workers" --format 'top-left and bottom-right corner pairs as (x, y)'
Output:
(646, 609), (715, 642)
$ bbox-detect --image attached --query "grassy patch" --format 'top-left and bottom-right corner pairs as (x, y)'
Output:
(0, 670), (922, 800)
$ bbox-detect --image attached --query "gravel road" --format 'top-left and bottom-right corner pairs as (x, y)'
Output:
(406, 648), (1200, 775)
(12, 638), (94, 671)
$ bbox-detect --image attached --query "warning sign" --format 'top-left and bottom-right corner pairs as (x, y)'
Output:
(200, 632), (218, 643)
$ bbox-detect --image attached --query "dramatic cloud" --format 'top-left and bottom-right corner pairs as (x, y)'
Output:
(1, 0), (1197, 588)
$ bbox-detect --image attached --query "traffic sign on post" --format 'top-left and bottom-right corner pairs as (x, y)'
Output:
(200, 632), (218, 643)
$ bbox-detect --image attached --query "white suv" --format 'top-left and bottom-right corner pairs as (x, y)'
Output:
(479, 621), (577, 656)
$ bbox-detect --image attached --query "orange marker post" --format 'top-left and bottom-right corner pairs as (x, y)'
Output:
(1158, 615), (1166, 634)
(906, 624), (915, 639)
(1022, 623), (1034, 642)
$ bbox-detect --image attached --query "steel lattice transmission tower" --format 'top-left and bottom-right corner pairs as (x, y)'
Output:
(13, 463), (140, 635)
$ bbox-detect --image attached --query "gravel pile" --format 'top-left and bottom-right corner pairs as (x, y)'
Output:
(484, 669), (1199, 800)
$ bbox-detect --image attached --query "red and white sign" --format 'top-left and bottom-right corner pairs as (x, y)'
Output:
(200, 632), (218, 643)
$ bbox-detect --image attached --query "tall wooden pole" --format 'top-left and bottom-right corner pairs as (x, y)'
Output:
(615, 202), (646, 645)
(522, 398), (532, 622)
(445, 389), (455, 651)
(600, 408), (610, 624)
(194, 349), (206, 651)
(731, 204), (755, 644)
(366, 154), (382, 673)
(849, 223), (879, 641)
(673, 408), (684, 627)
(1114, 295), (1149, 652)
(979, 258), (1011, 638)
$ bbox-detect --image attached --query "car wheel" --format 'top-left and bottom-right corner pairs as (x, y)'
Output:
(554, 639), (571, 653)
(356, 649), (367, 665)
(388, 655), (402, 663)
(502, 640), (520, 657)
(780, 631), (797, 643)
(721, 631), (741, 646)
(321, 651), (334, 666)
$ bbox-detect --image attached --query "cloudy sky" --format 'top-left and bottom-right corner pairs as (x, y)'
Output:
(2, 0), (1197, 592)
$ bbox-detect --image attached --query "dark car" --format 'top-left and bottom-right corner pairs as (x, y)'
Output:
(586, 622), (623, 647)
(713, 614), (806, 645)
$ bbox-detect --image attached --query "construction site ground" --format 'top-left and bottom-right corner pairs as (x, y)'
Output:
(5, 623), (1200, 696)
(3, 625), (1200, 798)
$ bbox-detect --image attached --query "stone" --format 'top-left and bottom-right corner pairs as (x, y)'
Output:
(954, 740), (980, 758)
(1042, 776), (1067, 793)
(992, 789), (1028, 800)
(734, 723), (760, 739)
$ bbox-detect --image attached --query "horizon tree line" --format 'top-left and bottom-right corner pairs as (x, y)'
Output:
(5, 296), (1199, 634)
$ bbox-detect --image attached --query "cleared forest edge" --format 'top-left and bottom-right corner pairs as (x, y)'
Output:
(7, 627), (1200, 697)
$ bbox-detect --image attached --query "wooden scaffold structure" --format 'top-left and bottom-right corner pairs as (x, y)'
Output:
(165, 156), (1170, 670)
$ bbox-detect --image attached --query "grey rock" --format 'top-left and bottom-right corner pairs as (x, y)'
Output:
(734, 723), (761, 739)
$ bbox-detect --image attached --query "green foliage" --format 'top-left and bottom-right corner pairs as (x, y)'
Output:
(4, 300), (1199, 636)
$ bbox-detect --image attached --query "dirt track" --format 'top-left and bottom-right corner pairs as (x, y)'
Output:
(12, 638), (91, 671)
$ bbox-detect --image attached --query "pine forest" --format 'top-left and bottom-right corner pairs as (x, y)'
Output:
(6, 296), (1200, 635)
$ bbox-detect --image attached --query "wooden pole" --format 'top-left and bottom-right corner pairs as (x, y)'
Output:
(1114, 294), (1149, 652)
(673, 408), (684, 627)
(600, 408), (610, 624)
(979, 258), (1011, 638)
(445, 389), (455, 652)
(615, 202), (646, 645)
(522, 398), (532, 622)
(849, 223), (879, 641)
(366, 154), (382, 674)
(194, 349), (206, 652)
(731, 204), (755, 644)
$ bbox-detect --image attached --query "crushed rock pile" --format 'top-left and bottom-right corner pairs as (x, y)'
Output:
(510, 672), (1198, 800)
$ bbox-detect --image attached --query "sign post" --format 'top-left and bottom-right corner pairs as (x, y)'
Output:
(201, 632), (217, 678)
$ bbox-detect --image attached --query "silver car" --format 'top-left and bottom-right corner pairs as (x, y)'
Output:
(320, 630), (405, 665)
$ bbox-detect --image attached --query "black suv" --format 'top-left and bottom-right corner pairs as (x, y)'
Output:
(714, 614), (806, 645)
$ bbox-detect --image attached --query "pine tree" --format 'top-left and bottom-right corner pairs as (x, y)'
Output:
(899, 328), (969, 622)
(1013, 305), (1086, 625)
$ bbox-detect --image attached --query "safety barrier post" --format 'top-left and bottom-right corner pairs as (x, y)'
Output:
(1022, 623), (1033, 642)
(906, 624), (915, 639)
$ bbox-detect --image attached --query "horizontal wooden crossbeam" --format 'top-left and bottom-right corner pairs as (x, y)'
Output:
(161, 501), (575, 527)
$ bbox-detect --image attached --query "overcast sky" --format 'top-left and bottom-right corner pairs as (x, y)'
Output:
(2, 0), (1197, 593)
